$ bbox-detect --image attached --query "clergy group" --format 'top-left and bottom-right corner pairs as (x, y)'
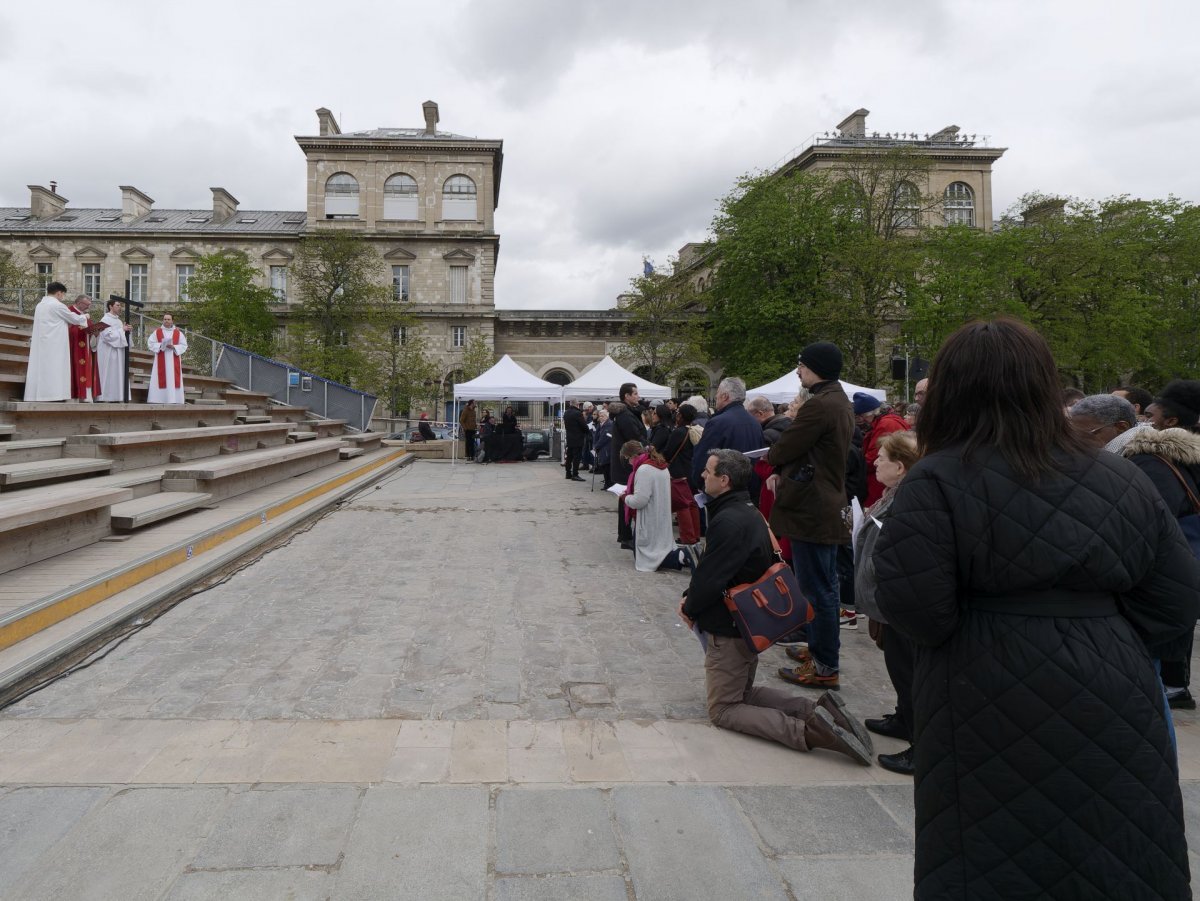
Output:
(22, 283), (185, 404)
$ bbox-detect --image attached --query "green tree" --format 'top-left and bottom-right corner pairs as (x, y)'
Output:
(288, 231), (393, 385)
(460, 333), (494, 380)
(705, 169), (859, 386)
(183, 250), (278, 356)
(0, 250), (37, 308)
(362, 325), (441, 416)
(620, 266), (707, 386)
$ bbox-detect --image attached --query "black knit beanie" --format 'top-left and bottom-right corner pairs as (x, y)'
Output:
(798, 342), (843, 381)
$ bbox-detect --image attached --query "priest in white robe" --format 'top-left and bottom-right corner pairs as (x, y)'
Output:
(147, 313), (188, 404)
(96, 298), (132, 402)
(24, 282), (89, 402)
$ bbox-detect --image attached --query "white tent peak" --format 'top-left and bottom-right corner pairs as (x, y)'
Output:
(746, 369), (886, 404)
(562, 356), (671, 401)
(453, 354), (563, 401)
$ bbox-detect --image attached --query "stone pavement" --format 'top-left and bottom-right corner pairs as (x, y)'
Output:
(0, 459), (1197, 899)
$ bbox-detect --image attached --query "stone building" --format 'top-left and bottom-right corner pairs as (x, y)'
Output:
(0, 105), (1004, 406)
(0, 103), (513, 410)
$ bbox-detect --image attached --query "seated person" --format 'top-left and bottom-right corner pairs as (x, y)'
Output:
(417, 414), (436, 441)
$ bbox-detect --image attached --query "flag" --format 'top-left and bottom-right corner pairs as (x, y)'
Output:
(643, 259), (654, 277)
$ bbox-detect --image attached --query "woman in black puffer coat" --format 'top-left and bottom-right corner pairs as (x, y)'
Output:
(875, 319), (1199, 901)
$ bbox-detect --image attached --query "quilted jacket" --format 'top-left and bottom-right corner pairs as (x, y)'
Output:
(875, 444), (1199, 900)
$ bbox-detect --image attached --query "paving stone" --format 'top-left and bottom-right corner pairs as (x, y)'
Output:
(191, 785), (360, 867)
(495, 788), (619, 874)
(162, 869), (330, 900)
(11, 787), (227, 901)
(613, 786), (788, 901)
(732, 785), (912, 856)
(776, 855), (914, 901)
(0, 786), (109, 888)
(493, 874), (630, 901)
(334, 786), (487, 900)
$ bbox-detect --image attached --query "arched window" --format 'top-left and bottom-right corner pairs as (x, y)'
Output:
(324, 173), (359, 218)
(892, 181), (921, 229)
(442, 175), (477, 221)
(543, 369), (572, 386)
(943, 182), (975, 227)
(384, 173), (419, 220)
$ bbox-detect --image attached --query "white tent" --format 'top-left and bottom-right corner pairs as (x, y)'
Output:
(452, 354), (565, 402)
(561, 356), (672, 401)
(451, 355), (563, 464)
(746, 370), (887, 405)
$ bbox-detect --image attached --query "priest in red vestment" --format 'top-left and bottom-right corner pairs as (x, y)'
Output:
(67, 295), (102, 402)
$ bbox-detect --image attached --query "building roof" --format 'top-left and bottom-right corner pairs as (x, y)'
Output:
(337, 127), (481, 141)
(0, 208), (306, 235)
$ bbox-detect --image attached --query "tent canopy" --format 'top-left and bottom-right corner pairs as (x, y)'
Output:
(561, 356), (672, 401)
(746, 370), (887, 405)
(452, 354), (564, 401)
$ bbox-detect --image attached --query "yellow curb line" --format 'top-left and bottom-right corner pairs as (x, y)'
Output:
(0, 450), (407, 652)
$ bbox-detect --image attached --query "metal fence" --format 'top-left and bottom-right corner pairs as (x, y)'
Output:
(217, 346), (377, 432)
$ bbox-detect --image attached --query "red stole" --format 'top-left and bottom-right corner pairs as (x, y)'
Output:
(155, 328), (183, 389)
(67, 306), (98, 399)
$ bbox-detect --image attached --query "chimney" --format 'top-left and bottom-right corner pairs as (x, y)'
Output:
(211, 187), (240, 223)
(28, 184), (67, 219)
(422, 100), (439, 136)
(836, 108), (870, 138)
(316, 107), (341, 136)
(120, 186), (154, 223)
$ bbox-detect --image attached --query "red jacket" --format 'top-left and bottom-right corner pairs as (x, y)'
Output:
(864, 412), (910, 506)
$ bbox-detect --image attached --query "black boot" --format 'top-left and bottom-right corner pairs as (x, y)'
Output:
(877, 745), (915, 775)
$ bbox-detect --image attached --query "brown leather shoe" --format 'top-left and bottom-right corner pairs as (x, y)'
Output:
(785, 645), (810, 663)
(778, 661), (839, 690)
(805, 707), (871, 765)
(816, 691), (874, 756)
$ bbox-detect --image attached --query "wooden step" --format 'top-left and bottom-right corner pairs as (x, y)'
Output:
(161, 438), (343, 502)
(0, 437), (67, 463)
(110, 491), (213, 530)
(236, 415), (273, 424)
(0, 482), (132, 575)
(339, 446), (364, 460)
(0, 457), (113, 489)
(289, 430), (317, 442)
(0, 424), (13, 440)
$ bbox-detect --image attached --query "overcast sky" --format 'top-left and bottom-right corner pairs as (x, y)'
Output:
(2, 1), (1196, 309)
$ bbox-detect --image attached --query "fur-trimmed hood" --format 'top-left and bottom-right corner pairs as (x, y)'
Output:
(1121, 427), (1200, 465)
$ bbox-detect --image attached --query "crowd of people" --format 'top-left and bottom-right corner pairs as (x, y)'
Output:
(24, 282), (187, 404)
(564, 322), (1198, 899)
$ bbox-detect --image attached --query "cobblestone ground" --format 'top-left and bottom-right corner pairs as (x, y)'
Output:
(2, 459), (1197, 899)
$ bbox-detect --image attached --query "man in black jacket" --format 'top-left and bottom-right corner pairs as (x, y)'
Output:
(678, 448), (872, 764)
(610, 383), (647, 544)
(562, 400), (588, 481)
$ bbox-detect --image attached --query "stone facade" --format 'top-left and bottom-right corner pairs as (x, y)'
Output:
(0, 105), (1005, 403)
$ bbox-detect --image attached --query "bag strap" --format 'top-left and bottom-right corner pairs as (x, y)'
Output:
(759, 512), (784, 560)
(667, 428), (689, 465)
(1154, 454), (1200, 514)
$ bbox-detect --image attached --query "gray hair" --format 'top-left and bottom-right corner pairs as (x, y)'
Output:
(717, 377), (746, 404)
(745, 395), (774, 415)
(1070, 394), (1137, 427)
(607, 402), (624, 417)
(685, 395), (709, 414)
(707, 448), (752, 490)
(74, 294), (91, 305)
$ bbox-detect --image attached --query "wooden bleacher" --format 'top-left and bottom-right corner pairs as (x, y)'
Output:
(0, 304), (397, 650)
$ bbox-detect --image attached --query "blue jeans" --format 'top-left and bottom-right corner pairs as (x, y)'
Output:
(790, 540), (841, 672)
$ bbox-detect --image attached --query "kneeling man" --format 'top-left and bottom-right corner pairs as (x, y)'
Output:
(678, 448), (872, 764)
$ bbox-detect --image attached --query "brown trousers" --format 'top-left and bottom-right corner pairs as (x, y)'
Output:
(704, 633), (816, 751)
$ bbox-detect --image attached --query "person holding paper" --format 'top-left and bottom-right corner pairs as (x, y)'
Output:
(96, 298), (132, 402)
